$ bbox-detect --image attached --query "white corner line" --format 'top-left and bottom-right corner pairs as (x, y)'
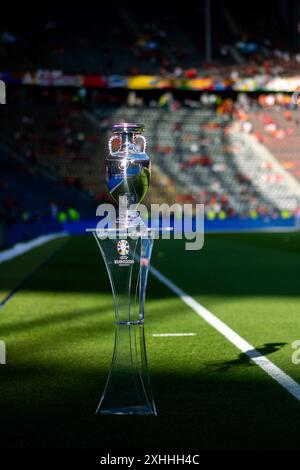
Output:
(149, 264), (300, 402)
(0, 232), (68, 264)
(152, 333), (197, 337)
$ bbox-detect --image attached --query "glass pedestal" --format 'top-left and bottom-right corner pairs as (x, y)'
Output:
(88, 228), (157, 416)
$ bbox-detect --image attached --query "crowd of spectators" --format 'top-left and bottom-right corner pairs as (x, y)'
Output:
(0, 106), (104, 239)
(2, 4), (300, 81)
(143, 93), (300, 219)
(2, 89), (300, 225)
(9, 109), (98, 191)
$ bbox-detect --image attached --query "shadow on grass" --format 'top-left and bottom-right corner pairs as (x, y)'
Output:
(209, 342), (287, 372)
(0, 304), (114, 335)
(0, 355), (300, 450)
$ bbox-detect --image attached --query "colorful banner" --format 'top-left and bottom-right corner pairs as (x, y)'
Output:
(127, 76), (170, 89)
(2, 70), (300, 92)
(82, 75), (107, 88)
(20, 70), (83, 87)
(264, 76), (300, 92)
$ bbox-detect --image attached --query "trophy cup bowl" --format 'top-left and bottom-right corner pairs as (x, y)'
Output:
(107, 123), (150, 225)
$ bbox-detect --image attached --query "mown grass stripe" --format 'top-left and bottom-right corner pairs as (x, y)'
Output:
(150, 264), (300, 402)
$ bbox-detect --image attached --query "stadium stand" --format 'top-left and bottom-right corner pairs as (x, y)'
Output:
(0, 142), (97, 246)
(2, 100), (300, 225)
(2, 2), (299, 77)
(0, 144), (95, 219)
(248, 108), (300, 182)
(94, 104), (300, 217)
(0, 106), (106, 198)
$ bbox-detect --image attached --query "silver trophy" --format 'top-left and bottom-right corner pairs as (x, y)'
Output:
(88, 123), (157, 415)
(107, 123), (150, 226)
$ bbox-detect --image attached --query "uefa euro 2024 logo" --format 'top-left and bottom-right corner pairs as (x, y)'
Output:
(117, 240), (129, 256)
(114, 240), (133, 266)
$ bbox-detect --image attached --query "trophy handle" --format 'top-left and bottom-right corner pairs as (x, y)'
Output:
(134, 135), (147, 152)
(109, 135), (122, 155)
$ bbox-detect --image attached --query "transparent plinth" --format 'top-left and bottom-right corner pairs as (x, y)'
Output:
(88, 226), (161, 416)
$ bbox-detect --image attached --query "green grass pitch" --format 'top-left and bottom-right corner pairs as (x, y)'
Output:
(1, 232), (300, 450)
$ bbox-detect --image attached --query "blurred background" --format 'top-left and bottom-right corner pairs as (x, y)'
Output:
(3, 1), (300, 453)
(2, 0), (300, 245)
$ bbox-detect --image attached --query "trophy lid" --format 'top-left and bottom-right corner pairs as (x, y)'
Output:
(112, 123), (144, 134)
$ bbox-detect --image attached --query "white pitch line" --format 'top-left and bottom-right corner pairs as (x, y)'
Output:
(149, 264), (300, 401)
(152, 333), (197, 337)
(0, 232), (68, 264)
